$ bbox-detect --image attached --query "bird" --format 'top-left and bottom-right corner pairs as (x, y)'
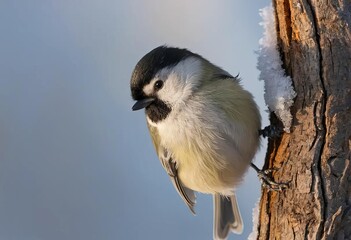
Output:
(130, 46), (261, 240)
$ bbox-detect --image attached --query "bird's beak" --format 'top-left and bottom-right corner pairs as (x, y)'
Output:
(132, 98), (155, 111)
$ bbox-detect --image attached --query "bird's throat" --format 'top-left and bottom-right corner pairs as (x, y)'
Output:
(146, 99), (172, 123)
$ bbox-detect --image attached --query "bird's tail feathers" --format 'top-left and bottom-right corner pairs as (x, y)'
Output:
(213, 193), (243, 240)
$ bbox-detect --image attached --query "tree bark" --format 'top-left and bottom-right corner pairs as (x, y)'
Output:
(257, 0), (351, 239)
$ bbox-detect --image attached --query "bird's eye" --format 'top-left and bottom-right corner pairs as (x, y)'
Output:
(154, 80), (164, 91)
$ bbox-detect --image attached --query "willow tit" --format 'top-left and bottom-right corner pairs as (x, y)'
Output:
(130, 46), (261, 240)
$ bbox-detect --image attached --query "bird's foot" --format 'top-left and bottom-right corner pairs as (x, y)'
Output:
(259, 125), (283, 139)
(250, 163), (288, 191)
(257, 169), (288, 192)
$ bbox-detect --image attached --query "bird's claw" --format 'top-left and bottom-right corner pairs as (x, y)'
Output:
(256, 168), (288, 192)
(261, 168), (278, 175)
(250, 163), (288, 191)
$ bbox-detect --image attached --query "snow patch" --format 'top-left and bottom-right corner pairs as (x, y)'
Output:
(247, 197), (260, 240)
(257, 5), (296, 132)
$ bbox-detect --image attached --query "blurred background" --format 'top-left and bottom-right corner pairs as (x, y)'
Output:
(0, 1), (270, 239)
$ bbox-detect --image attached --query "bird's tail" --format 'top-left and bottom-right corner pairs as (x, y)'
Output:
(213, 193), (243, 240)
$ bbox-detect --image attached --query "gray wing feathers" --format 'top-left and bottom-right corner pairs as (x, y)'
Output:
(213, 194), (243, 240)
(147, 123), (196, 214)
(170, 169), (196, 214)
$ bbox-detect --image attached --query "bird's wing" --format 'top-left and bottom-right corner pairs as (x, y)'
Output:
(147, 122), (196, 214)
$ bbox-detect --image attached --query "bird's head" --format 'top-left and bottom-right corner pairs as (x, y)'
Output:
(130, 46), (206, 123)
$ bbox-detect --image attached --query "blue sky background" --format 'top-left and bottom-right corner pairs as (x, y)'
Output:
(0, 1), (270, 239)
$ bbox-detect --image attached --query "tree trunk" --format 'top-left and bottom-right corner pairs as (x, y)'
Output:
(257, 0), (351, 239)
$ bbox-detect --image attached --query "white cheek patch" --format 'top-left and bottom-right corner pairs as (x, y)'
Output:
(142, 57), (202, 104)
(157, 73), (184, 103)
(158, 57), (202, 103)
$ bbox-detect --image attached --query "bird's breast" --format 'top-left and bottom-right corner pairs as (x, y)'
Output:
(154, 106), (250, 195)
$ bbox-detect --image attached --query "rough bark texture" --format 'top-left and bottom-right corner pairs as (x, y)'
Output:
(257, 0), (351, 239)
